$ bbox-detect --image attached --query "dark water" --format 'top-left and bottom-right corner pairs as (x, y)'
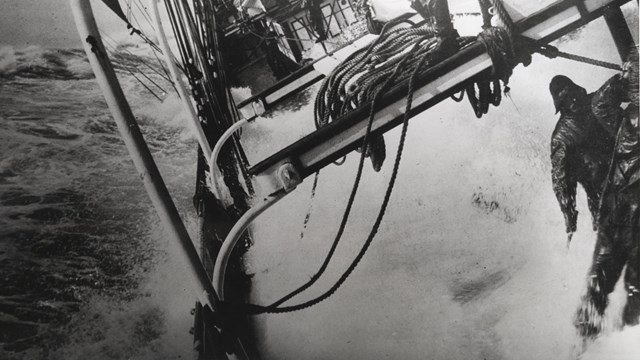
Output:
(0, 45), (197, 359)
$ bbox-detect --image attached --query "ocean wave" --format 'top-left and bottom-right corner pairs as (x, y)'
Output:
(0, 45), (166, 81)
(0, 46), (92, 80)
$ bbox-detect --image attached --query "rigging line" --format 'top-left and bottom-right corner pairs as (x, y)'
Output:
(164, 2), (189, 68)
(164, 0), (206, 106)
(127, 0), (133, 22)
(150, 46), (179, 95)
(532, 43), (623, 71)
(166, 0), (193, 65)
(101, 26), (174, 84)
(170, 0), (231, 139)
(175, 1), (215, 97)
(167, 0), (207, 97)
(133, 0), (156, 30)
(101, 38), (165, 100)
(100, 30), (169, 95)
(101, 39), (164, 101)
(169, 1), (232, 133)
(130, 7), (151, 35)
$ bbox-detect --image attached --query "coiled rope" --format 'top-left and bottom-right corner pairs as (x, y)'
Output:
(233, 22), (438, 315)
(225, 17), (522, 315)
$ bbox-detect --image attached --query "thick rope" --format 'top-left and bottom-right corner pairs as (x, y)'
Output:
(259, 29), (435, 313)
(238, 41), (430, 316)
(534, 43), (623, 71)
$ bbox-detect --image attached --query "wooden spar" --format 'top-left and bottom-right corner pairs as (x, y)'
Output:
(248, 0), (632, 188)
(149, 0), (213, 163)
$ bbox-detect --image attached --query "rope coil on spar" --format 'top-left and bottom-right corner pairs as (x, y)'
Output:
(226, 22), (436, 316)
(222, 16), (527, 315)
(220, 1), (622, 316)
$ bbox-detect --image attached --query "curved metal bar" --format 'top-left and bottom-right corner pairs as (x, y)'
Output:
(213, 190), (289, 299)
(150, 0), (213, 162)
(208, 118), (249, 204)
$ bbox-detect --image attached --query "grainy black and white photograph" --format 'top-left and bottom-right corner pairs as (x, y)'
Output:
(1, 0), (638, 359)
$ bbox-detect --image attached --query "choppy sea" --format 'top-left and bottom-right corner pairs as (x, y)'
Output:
(0, 44), (199, 359)
(1, 8), (639, 360)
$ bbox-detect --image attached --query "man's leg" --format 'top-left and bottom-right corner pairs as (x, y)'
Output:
(584, 182), (602, 231)
(575, 222), (627, 337)
(622, 218), (640, 326)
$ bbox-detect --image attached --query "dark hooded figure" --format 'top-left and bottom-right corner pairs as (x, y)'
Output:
(575, 51), (640, 338)
(549, 75), (615, 243)
(301, 0), (327, 42)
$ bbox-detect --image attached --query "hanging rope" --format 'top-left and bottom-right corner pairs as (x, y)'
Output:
(299, 172), (320, 240)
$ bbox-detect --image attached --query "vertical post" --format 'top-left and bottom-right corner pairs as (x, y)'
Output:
(604, 6), (636, 61)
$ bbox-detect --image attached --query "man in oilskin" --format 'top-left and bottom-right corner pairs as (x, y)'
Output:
(549, 75), (615, 245)
(575, 51), (640, 338)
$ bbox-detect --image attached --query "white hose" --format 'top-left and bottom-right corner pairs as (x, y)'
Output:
(208, 118), (249, 203)
(213, 191), (288, 299)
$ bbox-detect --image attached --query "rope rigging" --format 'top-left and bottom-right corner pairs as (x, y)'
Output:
(100, 31), (168, 101)
(533, 43), (623, 71)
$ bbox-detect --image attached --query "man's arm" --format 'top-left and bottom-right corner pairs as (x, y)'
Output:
(591, 74), (625, 137)
(551, 128), (578, 234)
